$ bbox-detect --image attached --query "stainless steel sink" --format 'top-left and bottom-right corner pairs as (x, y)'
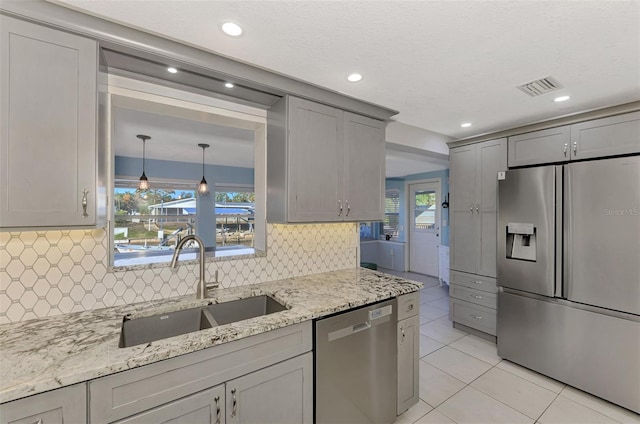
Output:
(205, 295), (288, 325)
(119, 295), (288, 348)
(119, 306), (216, 348)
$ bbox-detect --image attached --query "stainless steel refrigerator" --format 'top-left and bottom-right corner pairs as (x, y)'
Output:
(497, 155), (640, 414)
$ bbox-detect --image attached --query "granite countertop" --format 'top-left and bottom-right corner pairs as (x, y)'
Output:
(0, 268), (422, 403)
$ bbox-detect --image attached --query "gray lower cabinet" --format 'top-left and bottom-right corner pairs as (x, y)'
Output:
(0, 383), (86, 424)
(449, 270), (497, 336)
(267, 96), (385, 223)
(0, 14), (101, 228)
(226, 353), (313, 424)
(115, 385), (225, 424)
(397, 292), (420, 415)
(90, 322), (312, 423)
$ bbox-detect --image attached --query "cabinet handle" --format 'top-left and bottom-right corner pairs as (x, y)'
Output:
(81, 189), (89, 218)
(472, 295), (483, 299)
(563, 143), (568, 157)
(400, 326), (405, 344)
(475, 203), (480, 213)
(231, 388), (237, 417)
(338, 200), (343, 216)
(473, 280), (483, 285)
(345, 200), (351, 216)
(469, 204), (474, 213)
(471, 315), (483, 319)
(214, 395), (221, 424)
(572, 141), (578, 156)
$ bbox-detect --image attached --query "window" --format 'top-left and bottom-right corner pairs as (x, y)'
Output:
(384, 189), (400, 237)
(113, 181), (198, 266)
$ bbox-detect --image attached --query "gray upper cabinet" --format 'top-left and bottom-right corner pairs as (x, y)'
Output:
(508, 126), (571, 167)
(508, 111), (639, 167)
(267, 96), (385, 223)
(450, 138), (507, 278)
(342, 112), (386, 221)
(0, 383), (86, 424)
(0, 15), (99, 228)
(570, 111), (640, 160)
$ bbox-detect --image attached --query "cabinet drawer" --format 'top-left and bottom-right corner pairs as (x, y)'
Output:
(0, 383), (86, 424)
(450, 285), (497, 309)
(450, 270), (497, 293)
(397, 292), (420, 320)
(90, 321), (311, 423)
(450, 299), (497, 336)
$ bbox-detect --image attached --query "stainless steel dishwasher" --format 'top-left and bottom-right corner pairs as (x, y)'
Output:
(315, 298), (397, 424)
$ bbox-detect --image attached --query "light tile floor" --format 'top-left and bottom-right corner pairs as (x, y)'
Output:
(383, 270), (640, 424)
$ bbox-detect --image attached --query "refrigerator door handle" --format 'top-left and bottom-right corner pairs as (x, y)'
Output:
(554, 165), (564, 298)
(562, 165), (571, 299)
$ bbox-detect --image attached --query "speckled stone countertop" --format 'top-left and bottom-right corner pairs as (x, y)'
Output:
(0, 268), (421, 403)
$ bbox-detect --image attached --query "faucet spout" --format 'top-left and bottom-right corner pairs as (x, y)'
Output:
(170, 234), (212, 299)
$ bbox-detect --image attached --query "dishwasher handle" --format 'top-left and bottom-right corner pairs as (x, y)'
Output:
(328, 321), (371, 342)
(353, 321), (372, 333)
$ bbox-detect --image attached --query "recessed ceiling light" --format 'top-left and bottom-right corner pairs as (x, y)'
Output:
(224, 82), (234, 88)
(554, 95), (570, 102)
(167, 67), (178, 74)
(460, 122), (472, 128)
(221, 22), (243, 37)
(347, 73), (363, 82)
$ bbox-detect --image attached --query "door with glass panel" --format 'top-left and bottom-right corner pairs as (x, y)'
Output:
(408, 181), (441, 276)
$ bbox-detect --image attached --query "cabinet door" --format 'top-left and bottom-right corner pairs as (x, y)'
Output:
(226, 353), (312, 424)
(116, 385), (225, 424)
(570, 111), (640, 160)
(476, 138), (507, 277)
(449, 144), (477, 273)
(507, 126), (570, 167)
(287, 97), (342, 222)
(342, 112), (385, 221)
(0, 383), (86, 424)
(0, 15), (97, 227)
(397, 315), (419, 415)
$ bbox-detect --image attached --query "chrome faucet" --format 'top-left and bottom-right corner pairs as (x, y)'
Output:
(170, 235), (218, 299)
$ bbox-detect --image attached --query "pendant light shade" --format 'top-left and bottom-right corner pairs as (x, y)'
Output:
(137, 135), (151, 191)
(198, 143), (210, 196)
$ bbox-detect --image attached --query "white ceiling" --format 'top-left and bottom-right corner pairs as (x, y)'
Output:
(57, 0), (640, 141)
(113, 106), (255, 168)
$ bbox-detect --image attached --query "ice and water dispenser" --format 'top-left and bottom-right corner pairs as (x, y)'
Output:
(505, 222), (536, 262)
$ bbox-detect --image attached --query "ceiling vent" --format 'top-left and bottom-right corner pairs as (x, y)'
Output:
(517, 76), (563, 97)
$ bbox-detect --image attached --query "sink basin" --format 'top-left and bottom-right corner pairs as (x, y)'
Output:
(119, 307), (215, 348)
(119, 295), (288, 348)
(205, 295), (288, 325)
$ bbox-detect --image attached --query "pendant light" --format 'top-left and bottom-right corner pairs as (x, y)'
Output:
(197, 143), (210, 196)
(137, 134), (151, 191)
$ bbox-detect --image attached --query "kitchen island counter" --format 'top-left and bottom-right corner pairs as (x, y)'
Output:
(0, 268), (421, 403)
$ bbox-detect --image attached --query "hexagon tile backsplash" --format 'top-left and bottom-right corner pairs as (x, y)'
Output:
(0, 223), (358, 324)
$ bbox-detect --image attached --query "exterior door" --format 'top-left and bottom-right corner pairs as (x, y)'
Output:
(409, 181), (441, 276)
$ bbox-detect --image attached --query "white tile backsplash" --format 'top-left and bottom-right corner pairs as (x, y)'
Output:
(0, 223), (357, 323)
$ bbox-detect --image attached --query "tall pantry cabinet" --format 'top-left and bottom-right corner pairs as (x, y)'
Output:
(449, 138), (507, 336)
